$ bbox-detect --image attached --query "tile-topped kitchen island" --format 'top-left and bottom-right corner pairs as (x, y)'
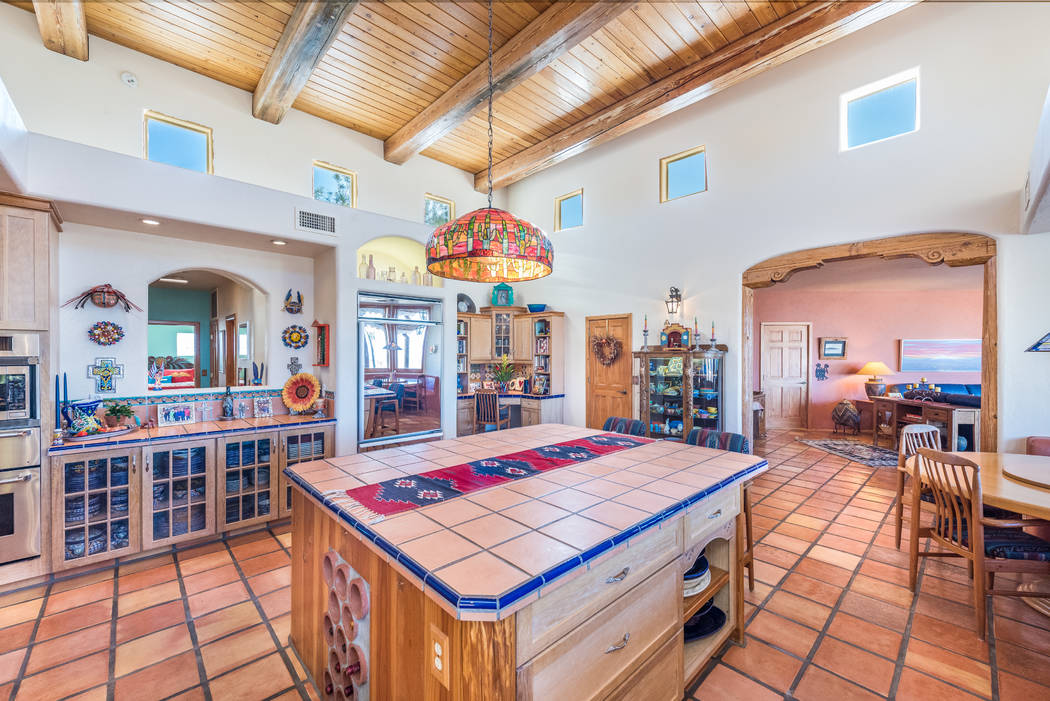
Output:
(286, 424), (767, 700)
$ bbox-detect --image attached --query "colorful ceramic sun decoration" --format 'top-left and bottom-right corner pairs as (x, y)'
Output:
(282, 325), (309, 349)
(88, 321), (124, 346)
(425, 207), (553, 283)
(282, 373), (320, 413)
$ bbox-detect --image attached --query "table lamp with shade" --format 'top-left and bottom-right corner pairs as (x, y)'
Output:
(858, 361), (893, 397)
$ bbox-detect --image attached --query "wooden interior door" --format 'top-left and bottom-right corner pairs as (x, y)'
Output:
(586, 314), (632, 429)
(209, 318), (219, 387)
(760, 323), (809, 429)
(224, 315), (236, 385)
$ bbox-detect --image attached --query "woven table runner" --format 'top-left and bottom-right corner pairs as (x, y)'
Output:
(340, 433), (650, 523)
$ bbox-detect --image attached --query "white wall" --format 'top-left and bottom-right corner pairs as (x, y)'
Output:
(0, 2), (499, 223)
(60, 225), (314, 399)
(505, 1), (1050, 448)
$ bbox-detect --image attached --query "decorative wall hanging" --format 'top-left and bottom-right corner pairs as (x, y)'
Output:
(282, 373), (321, 413)
(157, 402), (196, 427)
(899, 339), (981, 372)
(88, 321), (124, 346)
(424, 0), (553, 283)
(1026, 332), (1050, 352)
(591, 334), (623, 366)
(456, 293), (476, 313)
(282, 325), (309, 349)
(63, 284), (143, 312)
(814, 363), (830, 381)
(819, 337), (848, 360)
(283, 289), (303, 314)
(312, 320), (330, 367)
(287, 356), (303, 376)
(87, 358), (125, 394)
(252, 362), (265, 385)
(491, 283), (514, 306)
(253, 397), (273, 418)
(660, 322), (690, 349)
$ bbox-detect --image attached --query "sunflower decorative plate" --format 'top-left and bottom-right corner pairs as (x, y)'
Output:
(282, 373), (320, 413)
(282, 325), (309, 349)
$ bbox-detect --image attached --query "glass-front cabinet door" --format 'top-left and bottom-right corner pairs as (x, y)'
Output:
(143, 439), (214, 548)
(646, 354), (686, 438)
(493, 311), (512, 359)
(279, 425), (335, 518)
(218, 432), (277, 530)
(53, 448), (140, 570)
(690, 350), (725, 433)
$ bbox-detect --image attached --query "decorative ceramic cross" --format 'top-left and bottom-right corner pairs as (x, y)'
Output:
(88, 357), (125, 393)
(287, 356), (302, 376)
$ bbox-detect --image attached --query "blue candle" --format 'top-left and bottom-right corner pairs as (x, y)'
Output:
(54, 374), (60, 427)
(63, 372), (68, 407)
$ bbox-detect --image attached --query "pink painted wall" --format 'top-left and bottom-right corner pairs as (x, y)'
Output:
(753, 288), (983, 429)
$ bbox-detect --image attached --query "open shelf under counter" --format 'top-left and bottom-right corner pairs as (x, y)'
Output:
(683, 578), (736, 686)
(683, 565), (730, 621)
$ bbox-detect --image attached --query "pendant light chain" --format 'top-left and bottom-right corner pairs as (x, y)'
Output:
(486, 0), (494, 209)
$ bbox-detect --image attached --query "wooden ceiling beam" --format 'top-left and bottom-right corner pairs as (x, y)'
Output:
(475, 0), (918, 191)
(383, 0), (637, 165)
(31, 0), (88, 61)
(253, 0), (360, 125)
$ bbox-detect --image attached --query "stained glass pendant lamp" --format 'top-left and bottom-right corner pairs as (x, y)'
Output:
(425, 0), (553, 283)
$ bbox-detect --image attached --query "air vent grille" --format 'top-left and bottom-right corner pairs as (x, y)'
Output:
(295, 208), (336, 235)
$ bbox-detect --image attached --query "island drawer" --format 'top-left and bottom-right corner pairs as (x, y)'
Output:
(685, 485), (739, 549)
(516, 562), (679, 701)
(515, 519), (681, 664)
(603, 631), (682, 701)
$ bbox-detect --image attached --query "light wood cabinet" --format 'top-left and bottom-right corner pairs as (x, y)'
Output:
(51, 448), (141, 571)
(278, 424), (335, 518)
(512, 315), (533, 361)
(142, 439), (216, 549)
(0, 198), (57, 331)
(217, 431), (279, 530)
(456, 398), (474, 435)
(467, 315), (493, 363)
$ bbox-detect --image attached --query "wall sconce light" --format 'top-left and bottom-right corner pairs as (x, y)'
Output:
(665, 286), (682, 315)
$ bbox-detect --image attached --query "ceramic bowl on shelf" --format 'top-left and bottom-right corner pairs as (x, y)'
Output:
(526, 304), (547, 313)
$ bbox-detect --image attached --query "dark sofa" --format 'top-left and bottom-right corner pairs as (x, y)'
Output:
(886, 383), (981, 408)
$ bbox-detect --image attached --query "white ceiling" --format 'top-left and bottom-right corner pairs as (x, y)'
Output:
(776, 256), (985, 292)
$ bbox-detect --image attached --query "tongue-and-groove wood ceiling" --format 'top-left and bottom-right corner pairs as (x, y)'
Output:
(16, 1), (914, 190)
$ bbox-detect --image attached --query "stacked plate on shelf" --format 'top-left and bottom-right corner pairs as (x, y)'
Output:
(682, 549), (727, 642)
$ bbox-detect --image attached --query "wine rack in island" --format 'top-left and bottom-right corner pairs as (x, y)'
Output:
(321, 549), (371, 701)
(633, 346), (727, 439)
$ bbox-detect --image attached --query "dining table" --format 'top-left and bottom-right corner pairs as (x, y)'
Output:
(907, 451), (1050, 615)
(362, 385), (397, 438)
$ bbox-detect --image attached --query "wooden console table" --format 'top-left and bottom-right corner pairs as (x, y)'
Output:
(871, 396), (980, 452)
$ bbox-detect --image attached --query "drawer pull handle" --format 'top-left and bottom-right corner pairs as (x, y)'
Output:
(605, 633), (630, 653)
(605, 567), (630, 584)
(708, 509), (722, 519)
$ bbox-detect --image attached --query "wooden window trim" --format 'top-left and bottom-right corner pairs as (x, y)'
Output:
(659, 145), (707, 203)
(424, 193), (455, 224)
(313, 159), (358, 208)
(143, 110), (214, 174)
(553, 188), (583, 232)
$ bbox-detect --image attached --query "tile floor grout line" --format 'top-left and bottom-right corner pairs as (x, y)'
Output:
(7, 579), (55, 701)
(221, 533), (309, 700)
(172, 546), (214, 701)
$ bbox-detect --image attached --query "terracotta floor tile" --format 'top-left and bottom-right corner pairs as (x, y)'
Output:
(781, 573), (843, 607)
(50, 569), (113, 593)
(794, 665), (883, 701)
(35, 599), (112, 641)
(838, 591), (909, 631)
(808, 545), (862, 571)
(229, 533), (282, 560)
(259, 587), (290, 619)
(181, 563), (240, 596)
(201, 624), (277, 677)
(239, 550), (291, 578)
(722, 636), (802, 692)
(746, 610), (819, 657)
(65, 684), (108, 701)
(851, 572), (913, 608)
(207, 652), (294, 701)
(914, 593), (978, 631)
(114, 622), (192, 676)
(270, 613), (290, 645)
(752, 559), (789, 586)
(43, 579), (113, 615)
(754, 543), (802, 570)
(194, 601), (262, 643)
(819, 532), (870, 555)
(0, 598), (42, 630)
(999, 670), (1050, 701)
(117, 580), (182, 617)
(188, 581), (249, 618)
(113, 649), (200, 700)
(905, 638), (992, 698)
(897, 667), (983, 700)
(813, 637), (894, 695)
(0, 648), (25, 684)
(0, 621), (34, 655)
(794, 557), (854, 587)
(26, 622), (109, 674)
(115, 600), (186, 644)
(15, 650), (109, 701)
(178, 549), (234, 577)
(910, 612), (989, 662)
(995, 615), (1050, 656)
(247, 566), (292, 597)
(826, 611), (903, 659)
(765, 590), (832, 630)
(161, 686), (206, 701)
(117, 563), (177, 594)
(693, 663), (781, 701)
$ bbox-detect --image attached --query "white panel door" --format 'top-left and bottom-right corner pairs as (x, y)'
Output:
(761, 323), (809, 429)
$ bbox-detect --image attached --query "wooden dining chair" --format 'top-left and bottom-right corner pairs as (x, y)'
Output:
(685, 428), (755, 592)
(895, 424), (941, 550)
(403, 374), (426, 413)
(910, 447), (1050, 640)
(474, 389), (509, 433)
(375, 383), (403, 436)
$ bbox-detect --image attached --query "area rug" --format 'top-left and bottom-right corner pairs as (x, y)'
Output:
(797, 438), (898, 467)
(342, 433), (651, 523)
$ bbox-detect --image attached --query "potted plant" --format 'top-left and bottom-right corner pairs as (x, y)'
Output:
(103, 402), (135, 428)
(492, 355), (515, 393)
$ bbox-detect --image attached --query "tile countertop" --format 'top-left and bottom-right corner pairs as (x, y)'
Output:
(284, 424), (767, 621)
(49, 415), (336, 454)
(456, 392), (565, 400)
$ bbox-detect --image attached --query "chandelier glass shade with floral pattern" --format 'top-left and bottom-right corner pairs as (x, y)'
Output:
(424, 0), (553, 283)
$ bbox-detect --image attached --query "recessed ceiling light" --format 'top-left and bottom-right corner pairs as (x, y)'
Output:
(141, 218), (160, 226)
(158, 277), (188, 284)
(271, 240), (287, 246)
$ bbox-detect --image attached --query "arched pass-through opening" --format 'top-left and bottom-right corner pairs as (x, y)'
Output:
(741, 232), (998, 450)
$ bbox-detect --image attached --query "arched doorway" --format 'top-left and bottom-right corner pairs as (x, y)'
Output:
(741, 232), (997, 449)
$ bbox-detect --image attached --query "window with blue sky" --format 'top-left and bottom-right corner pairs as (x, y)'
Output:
(144, 111), (212, 173)
(554, 189), (583, 231)
(313, 160), (357, 208)
(660, 146), (707, 202)
(841, 68), (919, 150)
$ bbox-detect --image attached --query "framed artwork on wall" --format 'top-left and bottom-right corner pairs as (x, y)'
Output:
(899, 339), (981, 372)
(1025, 332), (1050, 352)
(253, 398), (273, 418)
(157, 402), (196, 427)
(819, 337), (848, 360)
